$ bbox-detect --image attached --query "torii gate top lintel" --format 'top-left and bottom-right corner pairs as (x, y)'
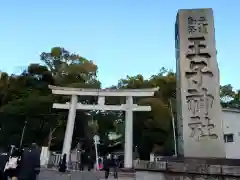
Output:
(48, 85), (159, 97)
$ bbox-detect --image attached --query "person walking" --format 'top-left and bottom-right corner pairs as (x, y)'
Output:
(104, 154), (118, 179)
(98, 157), (103, 170)
(4, 148), (21, 180)
(79, 151), (85, 171)
(18, 143), (41, 180)
(58, 154), (67, 173)
(103, 154), (109, 179)
(0, 153), (9, 180)
(87, 155), (93, 171)
(112, 155), (118, 179)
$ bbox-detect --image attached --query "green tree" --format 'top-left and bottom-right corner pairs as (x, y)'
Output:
(40, 47), (100, 88)
(0, 47), (103, 150)
(114, 68), (175, 159)
(40, 47), (103, 152)
(0, 95), (66, 148)
(220, 84), (240, 108)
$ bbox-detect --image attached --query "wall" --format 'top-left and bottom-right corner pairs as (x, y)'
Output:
(135, 159), (240, 180)
(136, 170), (239, 180)
(222, 108), (240, 159)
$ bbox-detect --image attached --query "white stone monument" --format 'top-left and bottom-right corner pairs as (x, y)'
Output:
(175, 8), (225, 158)
(49, 85), (159, 168)
(40, 146), (50, 167)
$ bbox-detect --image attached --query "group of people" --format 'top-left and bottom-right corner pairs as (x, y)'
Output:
(103, 154), (119, 179)
(58, 152), (95, 173)
(58, 152), (119, 179)
(0, 143), (121, 180)
(0, 143), (40, 180)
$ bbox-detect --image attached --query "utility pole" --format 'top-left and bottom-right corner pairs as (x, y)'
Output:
(20, 120), (27, 148)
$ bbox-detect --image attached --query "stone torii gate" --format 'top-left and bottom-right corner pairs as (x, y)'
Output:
(49, 85), (159, 169)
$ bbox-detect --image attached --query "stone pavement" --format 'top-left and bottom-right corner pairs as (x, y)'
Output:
(39, 169), (135, 180)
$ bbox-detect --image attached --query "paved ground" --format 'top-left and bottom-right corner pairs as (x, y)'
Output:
(39, 169), (135, 180)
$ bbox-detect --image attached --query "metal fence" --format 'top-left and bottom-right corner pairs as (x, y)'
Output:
(47, 152), (81, 170)
(48, 152), (62, 167)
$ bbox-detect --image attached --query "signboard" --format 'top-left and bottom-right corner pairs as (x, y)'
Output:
(93, 135), (100, 144)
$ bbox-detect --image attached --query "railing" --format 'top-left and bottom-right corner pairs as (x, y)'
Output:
(47, 152), (81, 170)
(48, 152), (62, 167)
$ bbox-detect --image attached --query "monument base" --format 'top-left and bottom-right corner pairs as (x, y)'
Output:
(121, 167), (135, 172)
(135, 157), (240, 180)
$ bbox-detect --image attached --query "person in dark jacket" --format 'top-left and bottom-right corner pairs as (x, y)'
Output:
(0, 153), (8, 180)
(104, 154), (111, 179)
(79, 151), (85, 171)
(18, 143), (40, 180)
(58, 154), (67, 173)
(104, 154), (118, 179)
(87, 155), (93, 171)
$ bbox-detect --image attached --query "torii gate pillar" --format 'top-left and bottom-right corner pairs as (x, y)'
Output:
(124, 96), (134, 169)
(62, 95), (77, 161)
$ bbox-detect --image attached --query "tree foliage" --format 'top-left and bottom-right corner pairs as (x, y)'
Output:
(0, 47), (238, 158)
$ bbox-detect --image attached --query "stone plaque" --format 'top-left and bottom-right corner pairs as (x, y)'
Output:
(175, 8), (225, 158)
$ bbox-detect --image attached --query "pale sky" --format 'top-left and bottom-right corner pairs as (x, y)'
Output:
(0, 1), (239, 88)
